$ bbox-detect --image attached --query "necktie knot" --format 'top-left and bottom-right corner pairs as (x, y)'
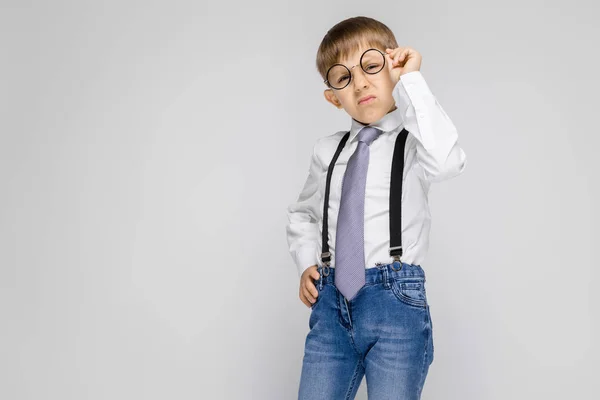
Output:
(358, 126), (382, 146)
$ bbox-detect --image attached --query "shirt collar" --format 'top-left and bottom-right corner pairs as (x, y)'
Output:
(348, 106), (403, 143)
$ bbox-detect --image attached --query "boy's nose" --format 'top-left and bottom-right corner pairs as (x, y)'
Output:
(352, 68), (369, 88)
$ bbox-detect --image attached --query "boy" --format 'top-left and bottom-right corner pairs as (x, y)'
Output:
(286, 16), (467, 399)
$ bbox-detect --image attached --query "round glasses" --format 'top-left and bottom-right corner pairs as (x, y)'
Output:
(324, 48), (386, 90)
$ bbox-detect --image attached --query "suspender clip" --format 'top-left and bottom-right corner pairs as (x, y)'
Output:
(320, 252), (331, 275)
(389, 246), (403, 264)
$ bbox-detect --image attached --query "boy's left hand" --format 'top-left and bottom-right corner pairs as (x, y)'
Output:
(385, 47), (422, 84)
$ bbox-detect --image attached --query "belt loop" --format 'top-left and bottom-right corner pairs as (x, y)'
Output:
(317, 266), (323, 290)
(382, 264), (390, 289)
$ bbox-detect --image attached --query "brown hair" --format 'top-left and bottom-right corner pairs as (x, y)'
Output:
(316, 16), (399, 83)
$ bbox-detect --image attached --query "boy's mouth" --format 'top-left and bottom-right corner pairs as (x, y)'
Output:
(358, 95), (376, 105)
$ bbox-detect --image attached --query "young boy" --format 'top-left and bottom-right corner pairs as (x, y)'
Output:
(286, 16), (467, 399)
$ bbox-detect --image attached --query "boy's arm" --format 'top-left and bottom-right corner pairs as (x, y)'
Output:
(392, 71), (467, 183)
(286, 140), (324, 278)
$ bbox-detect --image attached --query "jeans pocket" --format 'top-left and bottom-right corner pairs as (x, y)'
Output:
(391, 279), (428, 309)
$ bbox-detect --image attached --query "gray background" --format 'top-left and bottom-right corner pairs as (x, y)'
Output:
(1, 0), (598, 399)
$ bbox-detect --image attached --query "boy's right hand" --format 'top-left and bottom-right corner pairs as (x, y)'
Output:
(300, 265), (320, 308)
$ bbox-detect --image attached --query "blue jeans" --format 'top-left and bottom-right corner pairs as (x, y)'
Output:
(298, 261), (434, 400)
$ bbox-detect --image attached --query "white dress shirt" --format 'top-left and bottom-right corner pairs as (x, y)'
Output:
(286, 71), (467, 278)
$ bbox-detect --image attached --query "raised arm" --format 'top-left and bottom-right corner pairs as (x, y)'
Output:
(393, 70), (467, 183)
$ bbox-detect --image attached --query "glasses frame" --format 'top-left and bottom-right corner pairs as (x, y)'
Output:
(323, 48), (387, 90)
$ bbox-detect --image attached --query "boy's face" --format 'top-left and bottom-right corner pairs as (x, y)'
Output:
(323, 43), (397, 125)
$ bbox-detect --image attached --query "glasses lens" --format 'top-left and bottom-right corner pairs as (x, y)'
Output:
(327, 65), (351, 89)
(361, 49), (384, 74)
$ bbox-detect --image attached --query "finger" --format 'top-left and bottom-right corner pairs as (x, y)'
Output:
(391, 48), (402, 65)
(305, 279), (319, 299)
(300, 293), (311, 308)
(400, 48), (410, 62)
(387, 53), (398, 72)
(299, 285), (312, 307)
(386, 47), (404, 54)
(303, 286), (317, 304)
(311, 269), (320, 281)
(388, 51), (397, 63)
(395, 49), (411, 66)
(385, 52), (396, 68)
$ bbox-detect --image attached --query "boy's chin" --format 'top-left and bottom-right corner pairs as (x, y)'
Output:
(350, 108), (388, 125)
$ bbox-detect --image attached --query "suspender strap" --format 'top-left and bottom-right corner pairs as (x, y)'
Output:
(320, 131), (350, 266)
(389, 128), (409, 261)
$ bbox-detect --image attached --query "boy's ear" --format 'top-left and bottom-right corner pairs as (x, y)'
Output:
(324, 89), (343, 109)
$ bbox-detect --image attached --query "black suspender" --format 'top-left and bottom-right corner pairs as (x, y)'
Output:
(320, 128), (410, 274)
(320, 132), (350, 268)
(389, 128), (409, 261)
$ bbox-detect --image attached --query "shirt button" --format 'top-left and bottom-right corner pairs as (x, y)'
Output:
(418, 113), (425, 119)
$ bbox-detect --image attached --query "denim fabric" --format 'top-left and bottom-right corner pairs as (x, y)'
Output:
(298, 261), (434, 400)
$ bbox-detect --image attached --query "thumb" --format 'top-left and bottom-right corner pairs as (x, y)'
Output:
(386, 53), (395, 72)
(312, 268), (321, 280)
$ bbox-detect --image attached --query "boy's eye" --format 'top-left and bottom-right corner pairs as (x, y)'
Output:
(338, 76), (349, 84)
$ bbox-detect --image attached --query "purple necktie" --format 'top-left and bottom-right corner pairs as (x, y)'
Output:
(335, 126), (383, 301)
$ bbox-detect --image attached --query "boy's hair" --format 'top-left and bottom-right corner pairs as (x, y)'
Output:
(316, 16), (399, 82)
